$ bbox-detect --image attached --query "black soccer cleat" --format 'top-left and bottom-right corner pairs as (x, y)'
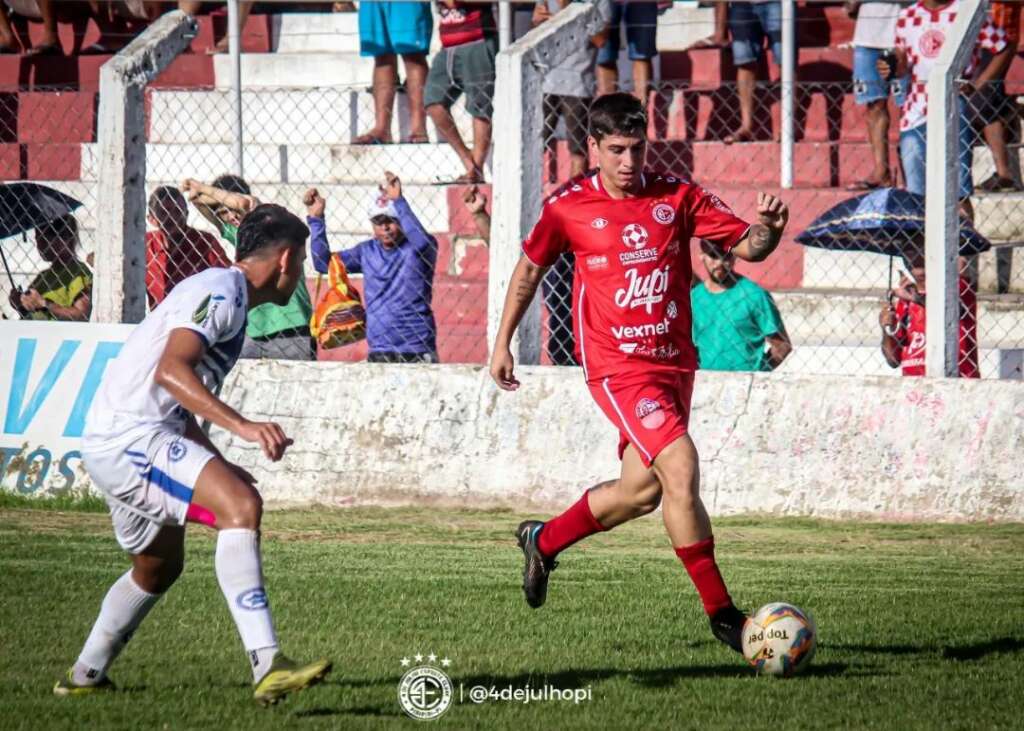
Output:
(710, 604), (748, 654)
(516, 520), (557, 609)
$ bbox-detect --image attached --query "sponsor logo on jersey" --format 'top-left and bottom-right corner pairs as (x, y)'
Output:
(236, 587), (269, 610)
(614, 266), (671, 314)
(705, 190), (734, 214)
(621, 343), (681, 360)
(652, 203), (675, 225)
(586, 255), (609, 270)
(571, 184), (583, 192)
(667, 300), (678, 319)
(635, 398), (667, 430)
(619, 248), (659, 266)
(611, 317), (671, 340)
(591, 217), (609, 230)
(548, 195), (558, 204)
(619, 343), (639, 354)
(621, 223), (649, 249)
(193, 294), (212, 324)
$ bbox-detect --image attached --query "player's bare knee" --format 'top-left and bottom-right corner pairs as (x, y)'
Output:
(132, 555), (183, 594)
(630, 484), (662, 515)
(660, 477), (699, 512)
(220, 490), (263, 530)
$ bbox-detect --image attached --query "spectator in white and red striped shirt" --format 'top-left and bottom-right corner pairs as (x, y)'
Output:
(878, 0), (1009, 220)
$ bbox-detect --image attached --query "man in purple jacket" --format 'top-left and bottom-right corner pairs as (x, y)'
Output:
(304, 171), (439, 363)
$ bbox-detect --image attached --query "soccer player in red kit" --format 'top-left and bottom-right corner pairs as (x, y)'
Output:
(489, 93), (789, 653)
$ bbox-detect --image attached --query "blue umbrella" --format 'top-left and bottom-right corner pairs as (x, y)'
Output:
(795, 188), (990, 258)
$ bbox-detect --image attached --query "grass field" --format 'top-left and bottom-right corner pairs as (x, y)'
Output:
(1, 497), (1023, 730)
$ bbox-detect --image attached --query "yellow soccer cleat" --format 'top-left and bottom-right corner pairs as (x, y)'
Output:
(253, 653), (332, 706)
(53, 668), (116, 697)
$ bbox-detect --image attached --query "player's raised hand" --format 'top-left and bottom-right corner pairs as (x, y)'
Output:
(303, 187), (326, 218)
(490, 346), (521, 391)
(236, 419), (294, 462)
(756, 192), (788, 234)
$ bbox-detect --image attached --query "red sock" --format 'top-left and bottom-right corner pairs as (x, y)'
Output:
(537, 491), (606, 558)
(675, 537), (733, 617)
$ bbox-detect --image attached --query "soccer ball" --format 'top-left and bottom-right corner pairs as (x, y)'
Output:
(741, 602), (817, 677)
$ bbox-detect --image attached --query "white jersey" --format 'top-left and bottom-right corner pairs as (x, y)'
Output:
(84, 266), (249, 447)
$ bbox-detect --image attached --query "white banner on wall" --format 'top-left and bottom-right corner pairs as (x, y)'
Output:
(0, 321), (134, 495)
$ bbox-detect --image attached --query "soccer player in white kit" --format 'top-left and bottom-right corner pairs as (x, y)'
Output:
(54, 204), (331, 705)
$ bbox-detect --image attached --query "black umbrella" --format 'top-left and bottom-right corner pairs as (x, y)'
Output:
(0, 182), (83, 290)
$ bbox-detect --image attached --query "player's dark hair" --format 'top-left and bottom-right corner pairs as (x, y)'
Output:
(588, 93), (648, 142)
(148, 185), (185, 216)
(235, 204), (308, 261)
(212, 173), (251, 195)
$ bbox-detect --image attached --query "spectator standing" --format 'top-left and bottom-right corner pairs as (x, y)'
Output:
(0, 1), (59, 55)
(145, 186), (231, 309)
(880, 0), (1009, 219)
(691, 239), (791, 371)
(179, 1), (255, 54)
(596, 1), (659, 99)
(7, 214), (91, 321)
(847, 1), (905, 190)
(880, 251), (979, 378)
(354, 0), (433, 145)
(725, 0), (787, 144)
(535, 0), (613, 181)
(460, 184), (576, 364)
(968, 0), (1021, 192)
(183, 175), (315, 360)
(306, 172), (439, 362)
(425, 0), (499, 183)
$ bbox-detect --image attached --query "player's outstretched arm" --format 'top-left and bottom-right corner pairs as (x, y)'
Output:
(731, 193), (789, 263)
(489, 254), (548, 391)
(155, 330), (293, 461)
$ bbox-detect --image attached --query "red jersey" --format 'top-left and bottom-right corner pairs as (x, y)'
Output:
(522, 171), (751, 381)
(146, 228), (231, 309)
(893, 277), (979, 378)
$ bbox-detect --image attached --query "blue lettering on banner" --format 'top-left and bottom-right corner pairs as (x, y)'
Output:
(15, 447), (51, 494)
(63, 342), (123, 437)
(4, 339), (81, 434)
(57, 450), (81, 491)
(236, 588), (269, 610)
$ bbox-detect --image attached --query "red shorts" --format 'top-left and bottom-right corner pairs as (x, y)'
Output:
(587, 370), (694, 468)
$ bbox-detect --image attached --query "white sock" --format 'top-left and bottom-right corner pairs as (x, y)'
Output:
(73, 571), (161, 684)
(215, 528), (279, 682)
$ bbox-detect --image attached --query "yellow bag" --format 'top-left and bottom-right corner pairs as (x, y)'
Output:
(309, 253), (367, 348)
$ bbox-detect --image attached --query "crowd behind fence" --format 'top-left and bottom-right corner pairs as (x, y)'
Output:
(0, 1), (1022, 380)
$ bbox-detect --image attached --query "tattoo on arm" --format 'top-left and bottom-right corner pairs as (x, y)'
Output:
(743, 224), (781, 262)
(514, 278), (540, 306)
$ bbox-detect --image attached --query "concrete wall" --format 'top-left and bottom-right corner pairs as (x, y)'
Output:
(214, 362), (1024, 522)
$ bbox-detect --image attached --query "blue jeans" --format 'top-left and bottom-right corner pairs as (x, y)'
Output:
(899, 103), (974, 199)
(853, 46), (906, 107)
(729, 1), (784, 67)
(596, 1), (659, 64)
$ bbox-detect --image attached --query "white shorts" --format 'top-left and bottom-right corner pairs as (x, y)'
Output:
(82, 429), (216, 554)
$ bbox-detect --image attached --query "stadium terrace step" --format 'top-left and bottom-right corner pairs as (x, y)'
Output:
(271, 12), (367, 55)
(146, 86), (474, 146)
(0, 52), (212, 91)
(212, 52), (374, 89)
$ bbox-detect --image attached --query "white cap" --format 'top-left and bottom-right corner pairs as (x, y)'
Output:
(368, 193), (399, 221)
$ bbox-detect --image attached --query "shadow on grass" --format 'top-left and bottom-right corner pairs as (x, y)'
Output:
(942, 637), (1024, 661)
(828, 643), (930, 656)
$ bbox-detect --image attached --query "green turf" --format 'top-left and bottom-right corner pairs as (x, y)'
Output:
(1, 506), (1022, 730)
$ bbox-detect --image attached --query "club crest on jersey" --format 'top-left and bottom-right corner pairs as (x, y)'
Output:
(591, 217), (609, 230)
(621, 223), (649, 249)
(635, 398), (666, 430)
(168, 440), (187, 462)
(652, 203), (675, 225)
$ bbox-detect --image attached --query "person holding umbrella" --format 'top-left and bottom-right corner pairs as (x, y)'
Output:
(880, 248), (980, 378)
(1, 183), (90, 322)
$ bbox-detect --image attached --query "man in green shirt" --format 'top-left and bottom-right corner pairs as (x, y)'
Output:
(7, 214), (92, 322)
(691, 240), (791, 372)
(182, 175), (315, 360)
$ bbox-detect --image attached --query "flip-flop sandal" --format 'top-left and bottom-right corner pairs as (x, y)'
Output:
(25, 43), (62, 57)
(723, 129), (754, 144)
(352, 133), (391, 145)
(404, 134), (430, 144)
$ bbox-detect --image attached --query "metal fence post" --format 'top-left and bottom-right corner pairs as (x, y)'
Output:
(228, 0), (245, 178)
(780, 0), (795, 189)
(924, 0), (986, 377)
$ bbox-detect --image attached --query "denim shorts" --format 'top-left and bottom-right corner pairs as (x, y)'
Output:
(853, 46), (907, 106)
(729, 1), (784, 67)
(899, 104), (974, 199)
(596, 1), (659, 64)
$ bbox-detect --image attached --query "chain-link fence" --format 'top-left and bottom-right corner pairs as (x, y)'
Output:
(537, 75), (1024, 379)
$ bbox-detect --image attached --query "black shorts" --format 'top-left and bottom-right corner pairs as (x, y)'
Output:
(968, 81), (1016, 128)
